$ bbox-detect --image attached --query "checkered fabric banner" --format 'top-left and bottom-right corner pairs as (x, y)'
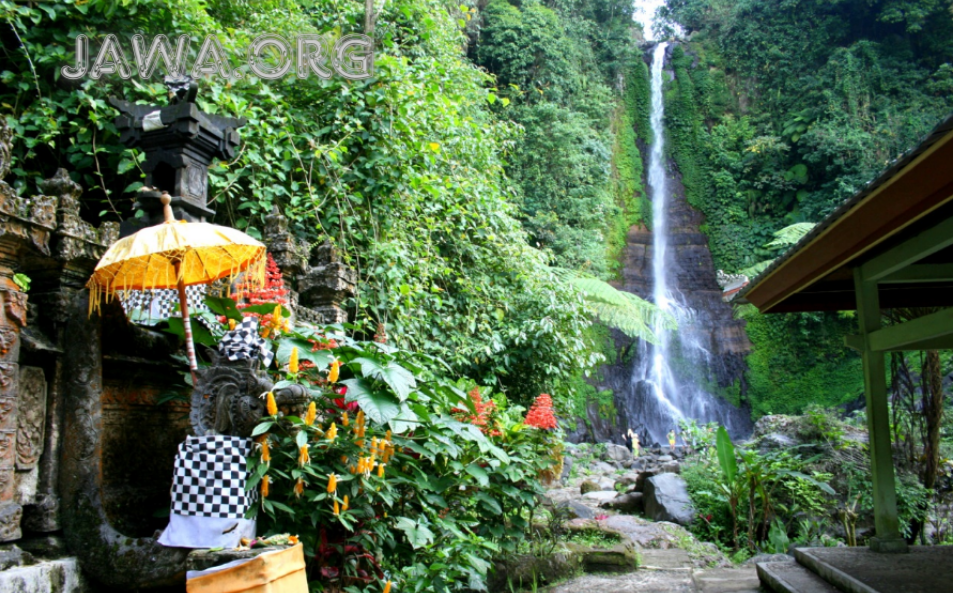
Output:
(218, 316), (274, 367)
(170, 435), (254, 519)
(120, 285), (215, 329)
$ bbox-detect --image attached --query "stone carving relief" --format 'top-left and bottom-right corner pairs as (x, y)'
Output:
(0, 501), (21, 541)
(191, 353), (309, 438)
(0, 362), (16, 393)
(3, 290), (27, 328)
(15, 367), (46, 470)
(0, 327), (16, 358)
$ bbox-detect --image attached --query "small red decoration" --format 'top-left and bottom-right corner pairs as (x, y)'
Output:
(233, 253), (289, 309)
(524, 393), (557, 430)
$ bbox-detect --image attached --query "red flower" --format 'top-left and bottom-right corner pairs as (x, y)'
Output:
(524, 393), (558, 430)
(452, 387), (498, 435)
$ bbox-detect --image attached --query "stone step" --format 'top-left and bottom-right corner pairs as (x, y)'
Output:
(639, 548), (693, 571)
(693, 568), (761, 593)
(757, 561), (840, 593)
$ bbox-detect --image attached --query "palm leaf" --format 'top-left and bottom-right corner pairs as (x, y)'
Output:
(552, 268), (676, 343)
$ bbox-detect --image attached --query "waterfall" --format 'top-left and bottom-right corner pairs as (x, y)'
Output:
(628, 42), (751, 446)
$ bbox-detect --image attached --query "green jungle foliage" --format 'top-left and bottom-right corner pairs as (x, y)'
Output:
(0, 0), (613, 406)
(471, 0), (643, 279)
(657, 0), (953, 416)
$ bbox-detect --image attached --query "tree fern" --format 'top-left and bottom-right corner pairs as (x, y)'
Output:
(740, 223), (817, 278)
(553, 268), (676, 343)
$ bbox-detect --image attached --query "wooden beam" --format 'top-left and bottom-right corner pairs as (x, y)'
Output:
(867, 307), (953, 352)
(853, 267), (906, 552)
(845, 334), (863, 351)
(861, 216), (953, 282)
(880, 264), (953, 284)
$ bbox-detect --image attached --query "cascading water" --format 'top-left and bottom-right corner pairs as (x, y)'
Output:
(629, 42), (751, 446)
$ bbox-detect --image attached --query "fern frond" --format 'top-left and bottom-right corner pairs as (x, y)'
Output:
(738, 259), (774, 279)
(765, 222), (816, 249)
(552, 268), (676, 343)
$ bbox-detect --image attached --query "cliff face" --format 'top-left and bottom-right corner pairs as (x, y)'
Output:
(569, 150), (753, 446)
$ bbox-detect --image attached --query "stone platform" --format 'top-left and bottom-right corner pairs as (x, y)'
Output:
(759, 546), (953, 593)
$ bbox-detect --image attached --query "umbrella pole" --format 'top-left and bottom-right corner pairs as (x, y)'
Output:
(174, 264), (198, 383)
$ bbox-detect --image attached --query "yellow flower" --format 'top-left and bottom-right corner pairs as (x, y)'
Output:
(259, 436), (271, 463)
(289, 535), (299, 545)
(384, 580), (392, 593)
(289, 347), (299, 374)
(342, 412), (349, 427)
(333, 498), (340, 515)
(294, 478), (304, 498)
(342, 495), (349, 512)
(304, 402), (317, 426)
(356, 439), (365, 449)
(228, 318), (237, 331)
(356, 410), (365, 426)
(341, 455), (348, 464)
(298, 445), (310, 467)
(385, 430), (392, 442)
(378, 463), (385, 478)
(328, 360), (340, 383)
(371, 437), (379, 455)
(327, 422), (338, 442)
(327, 473), (338, 493)
(261, 475), (270, 498)
(266, 391), (278, 416)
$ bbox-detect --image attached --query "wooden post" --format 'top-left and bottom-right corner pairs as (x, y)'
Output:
(854, 267), (908, 553)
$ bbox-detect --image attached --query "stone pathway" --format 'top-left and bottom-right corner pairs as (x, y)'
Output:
(544, 548), (760, 593)
(540, 444), (763, 592)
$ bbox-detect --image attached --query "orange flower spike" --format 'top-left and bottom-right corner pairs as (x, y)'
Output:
(342, 411), (349, 427)
(378, 463), (385, 478)
(328, 360), (340, 383)
(266, 392), (278, 416)
(289, 347), (299, 374)
(228, 318), (237, 331)
(326, 422), (338, 442)
(341, 455), (348, 464)
(298, 445), (310, 467)
(342, 495), (349, 512)
(304, 402), (317, 427)
(356, 410), (365, 427)
(333, 498), (340, 515)
(383, 580), (392, 593)
(371, 437), (379, 455)
(349, 464), (357, 474)
(327, 473), (338, 493)
(294, 478), (304, 498)
(385, 430), (392, 443)
(259, 437), (271, 463)
(261, 475), (270, 498)
(355, 439), (365, 449)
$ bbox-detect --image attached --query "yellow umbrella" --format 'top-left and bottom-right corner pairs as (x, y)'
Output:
(87, 193), (266, 375)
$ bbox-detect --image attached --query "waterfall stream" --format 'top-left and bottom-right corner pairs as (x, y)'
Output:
(629, 42), (751, 446)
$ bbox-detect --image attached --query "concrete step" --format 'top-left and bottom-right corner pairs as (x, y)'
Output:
(639, 548), (693, 571)
(757, 561), (841, 593)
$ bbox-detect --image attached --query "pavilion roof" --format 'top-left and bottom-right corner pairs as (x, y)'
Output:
(740, 114), (953, 313)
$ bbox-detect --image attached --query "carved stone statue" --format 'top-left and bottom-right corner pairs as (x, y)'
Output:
(190, 352), (310, 437)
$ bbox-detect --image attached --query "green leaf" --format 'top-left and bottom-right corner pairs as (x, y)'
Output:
(165, 317), (218, 347)
(465, 463), (489, 487)
(340, 378), (401, 424)
(352, 357), (416, 401)
(204, 296), (244, 321)
(716, 426), (737, 484)
(276, 338), (334, 369)
(389, 404), (419, 434)
(395, 517), (435, 549)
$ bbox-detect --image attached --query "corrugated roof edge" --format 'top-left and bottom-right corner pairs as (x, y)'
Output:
(736, 113), (953, 304)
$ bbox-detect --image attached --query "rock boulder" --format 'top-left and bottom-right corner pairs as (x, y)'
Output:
(643, 473), (695, 526)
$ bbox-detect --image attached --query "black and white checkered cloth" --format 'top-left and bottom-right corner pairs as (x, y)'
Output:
(120, 286), (215, 329)
(170, 435), (254, 519)
(218, 317), (274, 368)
